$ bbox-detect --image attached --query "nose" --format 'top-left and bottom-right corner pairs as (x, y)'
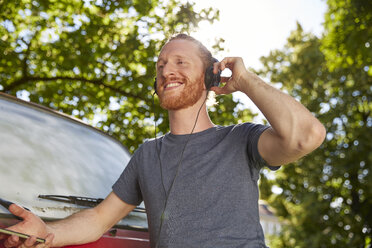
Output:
(162, 63), (175, 78)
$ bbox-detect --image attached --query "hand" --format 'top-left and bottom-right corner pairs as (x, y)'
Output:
(1, 204), (54, 248)
(210, 57), (252, 95)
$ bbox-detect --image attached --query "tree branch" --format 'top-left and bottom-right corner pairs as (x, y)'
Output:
(20, 37), (32, 78)
(3, 75), (147, 101)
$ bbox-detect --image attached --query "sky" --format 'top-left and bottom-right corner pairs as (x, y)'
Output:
(190, 0), (328, 119)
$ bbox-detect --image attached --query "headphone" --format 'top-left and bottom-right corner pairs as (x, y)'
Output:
(153, 57), (221, 94)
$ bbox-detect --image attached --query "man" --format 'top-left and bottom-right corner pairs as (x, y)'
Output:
(1, 34), (326, 248)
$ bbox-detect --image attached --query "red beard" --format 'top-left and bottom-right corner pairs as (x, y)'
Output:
(159, 76), (204, 111)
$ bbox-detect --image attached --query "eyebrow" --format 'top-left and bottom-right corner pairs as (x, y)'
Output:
(157, 55), (190, 64)
(157, 58), (165, 64)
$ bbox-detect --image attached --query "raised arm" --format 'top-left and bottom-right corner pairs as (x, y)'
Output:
(212, 57), (326, 166)
(2, 192), (136, 248)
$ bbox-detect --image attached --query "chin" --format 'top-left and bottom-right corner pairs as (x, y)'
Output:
(160, 88), (204, 111)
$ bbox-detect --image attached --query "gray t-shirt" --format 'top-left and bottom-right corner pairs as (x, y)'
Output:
(113, 123), (278, 248)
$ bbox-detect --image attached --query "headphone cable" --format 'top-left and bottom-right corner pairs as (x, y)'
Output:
(153, 91), (209, 248)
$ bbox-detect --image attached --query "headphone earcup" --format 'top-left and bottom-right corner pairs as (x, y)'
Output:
(204, 58), (221, 90)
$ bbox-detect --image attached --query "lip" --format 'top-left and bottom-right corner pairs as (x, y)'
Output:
(163, 81), (183, 91)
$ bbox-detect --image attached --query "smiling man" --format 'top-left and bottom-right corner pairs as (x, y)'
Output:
(156, 38), (206, 111)
(1, 34), (326, 248)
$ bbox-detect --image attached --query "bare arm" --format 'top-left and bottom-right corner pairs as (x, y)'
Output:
(212, 57), (326, 166)
(47, 192), (136, 247)
(2, 192), (136, 247)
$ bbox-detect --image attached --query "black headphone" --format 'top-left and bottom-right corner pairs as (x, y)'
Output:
(154, 57), (221, 94)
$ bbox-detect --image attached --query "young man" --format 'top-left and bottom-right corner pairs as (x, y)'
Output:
(1, 34), (326, 248)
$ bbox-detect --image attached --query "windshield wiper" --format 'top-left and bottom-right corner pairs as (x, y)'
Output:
(38, 195), (103, 207)
(38, 195), (146, 213)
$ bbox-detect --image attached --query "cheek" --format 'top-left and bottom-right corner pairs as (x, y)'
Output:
(181, 68), (204, 83)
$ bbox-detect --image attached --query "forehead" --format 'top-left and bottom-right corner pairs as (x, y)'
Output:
(158, 39), (201, 63)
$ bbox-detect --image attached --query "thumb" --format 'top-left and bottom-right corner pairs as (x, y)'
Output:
(8, 204), (31, 220)
(210, 86), (225, 95)
(210, 84), (235, 95)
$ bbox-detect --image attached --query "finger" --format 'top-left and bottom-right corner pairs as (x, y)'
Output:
(221, 60), (227, 71)
(213, 60), (227, 74)
(36, 233), (54, 248)
(22, 235), (37, 248)
(213, 62), (219, 74)
(220, 57), (243, 71)
(8, 204), (30, 220)
(212, 80), (237, 94)
(220, 76), (231, 83)
(4, 235), (20, 248)
(210, 86), (229, 95)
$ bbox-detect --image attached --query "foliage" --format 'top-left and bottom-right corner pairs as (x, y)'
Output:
(258, 0), (372, 246)
(0, 0), (253, 153)
(322, 0), (372, 72)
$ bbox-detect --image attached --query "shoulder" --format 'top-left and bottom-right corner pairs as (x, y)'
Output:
(211, 123), (269, 150)
(132, 134), (167, 159)
(222, 122), (270, 137)
(141, 135), (165, 149)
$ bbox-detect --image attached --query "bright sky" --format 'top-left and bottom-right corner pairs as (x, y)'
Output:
(190, 0), (328, 119)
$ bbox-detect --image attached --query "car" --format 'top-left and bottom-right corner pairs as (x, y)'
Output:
(0, 92), (150, 248)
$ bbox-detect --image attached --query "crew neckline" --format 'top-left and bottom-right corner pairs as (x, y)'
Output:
(166, 125), (220, 141)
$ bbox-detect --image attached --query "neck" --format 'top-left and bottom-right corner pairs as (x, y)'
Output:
(168, 95), (214, 135)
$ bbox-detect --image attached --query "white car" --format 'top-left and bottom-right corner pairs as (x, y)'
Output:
(0, 92), (149, 248)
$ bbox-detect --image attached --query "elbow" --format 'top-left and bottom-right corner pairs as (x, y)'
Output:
(297, 120), (326, 154)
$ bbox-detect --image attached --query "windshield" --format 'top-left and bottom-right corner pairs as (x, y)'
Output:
(0, 94), (146, 229)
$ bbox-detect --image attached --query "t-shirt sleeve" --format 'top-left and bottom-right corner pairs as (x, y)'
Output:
(112, 146), (143, 206)
(243, 123), (281, 171)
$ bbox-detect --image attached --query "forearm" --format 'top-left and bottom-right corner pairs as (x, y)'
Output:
(3, 192), (132, 248)
(240, 71), (325, 154)
(45, 192), (135, 247)
(46, 208), (108, 247)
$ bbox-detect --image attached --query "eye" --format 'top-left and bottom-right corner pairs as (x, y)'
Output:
(177, 60), (186, 67)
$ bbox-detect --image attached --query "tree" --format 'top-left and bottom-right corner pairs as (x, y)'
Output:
(257, 0), (372, 246)
(0, 0), (253, 153)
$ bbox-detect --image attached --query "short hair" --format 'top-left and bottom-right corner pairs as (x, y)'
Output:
(166, 33), (214, 70)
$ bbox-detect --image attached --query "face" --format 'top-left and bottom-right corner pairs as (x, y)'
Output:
(156, 39), (205, 110)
